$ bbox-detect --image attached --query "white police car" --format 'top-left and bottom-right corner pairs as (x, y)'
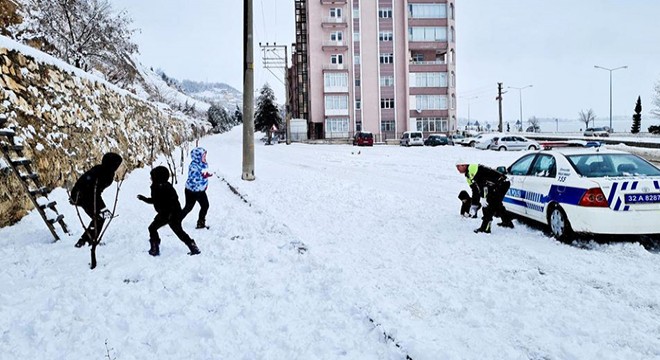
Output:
(499, 147), (660, 240)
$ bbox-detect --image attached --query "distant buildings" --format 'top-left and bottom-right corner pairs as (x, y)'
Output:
(289, 0), (456, 141)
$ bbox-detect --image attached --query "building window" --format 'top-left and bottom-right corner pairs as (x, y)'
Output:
(324, 72), (348, 88)
(325, 95), (348, 110)
(409, 72), (448, 87)
(325, 118), (349, 134)
(354, 55), (360, 64)
(411, 95), (448, 110)
(330, 8), (342, 18)
(353, 8), (359, 18)
(380, 75), (394, 87)
(330, 31), (343, 42)
(379, 31), (393, 41)
(411, 53), (424, 62)
(353, 31), (360, 40)
(450, 27), (455, 42)
(413, 117), (448, 132)
(379, 53), (393, 64)
(356, 99), (361, 109)
(378, 8), (392, 18)
(381, 120), (395, 132)
(381, 98), (395, 109)
(355, 78), (361, 87)
(331, 54), (344, 64)
(409, 26), (447, 42)
(408, 4), (447, 19)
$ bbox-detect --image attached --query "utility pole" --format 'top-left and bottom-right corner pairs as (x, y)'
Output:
(496, 83), (504, 132)
(242, 0), (255, 181)
(259, 42), (291, 145)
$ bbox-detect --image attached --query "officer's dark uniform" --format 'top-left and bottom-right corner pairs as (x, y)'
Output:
(464, 164), (514, 233)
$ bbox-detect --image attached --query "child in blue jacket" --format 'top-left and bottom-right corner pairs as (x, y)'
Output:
(182, 147), (212, 229)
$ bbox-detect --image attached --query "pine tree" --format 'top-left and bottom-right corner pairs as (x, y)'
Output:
(254, 84), (282, 145)
(233, 105), (243, 125)
(631, 96), (642, 134)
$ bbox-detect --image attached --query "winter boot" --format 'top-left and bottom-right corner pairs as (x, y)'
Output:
(497, 220), (515, 229)
(74, 234), (91, 248)
(195, 220), (206, 229)
(186, 240), (201, 255)
(148, 239), (160, 256)
(474, 220), (492, 234)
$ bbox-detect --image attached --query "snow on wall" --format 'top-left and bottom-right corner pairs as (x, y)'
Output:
(0, 40), (211, 227)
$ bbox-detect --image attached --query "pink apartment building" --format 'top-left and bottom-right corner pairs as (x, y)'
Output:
(290, 0), (456, 141)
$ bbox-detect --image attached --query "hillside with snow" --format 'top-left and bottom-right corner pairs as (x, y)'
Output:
(1, 127), (658, 359)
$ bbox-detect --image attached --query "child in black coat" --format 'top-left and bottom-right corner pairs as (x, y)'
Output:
(70, 152), (123, 247)
(137, 166), (200, 256)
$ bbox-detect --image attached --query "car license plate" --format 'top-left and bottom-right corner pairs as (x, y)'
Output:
(624, 193), (660, 204)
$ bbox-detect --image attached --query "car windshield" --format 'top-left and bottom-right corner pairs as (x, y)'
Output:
(411, 133), (422, 138)
(362, 133), (372, 138)
(566, 153), (660, 177)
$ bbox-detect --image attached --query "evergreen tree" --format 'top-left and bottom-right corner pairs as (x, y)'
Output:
(233, 105), (243, 125)
(254, 84), (282, 145)
(631, 96), (642, 134)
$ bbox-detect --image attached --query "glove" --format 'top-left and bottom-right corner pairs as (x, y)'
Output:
(137, 194), (147, 202)
(99, 208), (113, 219)
(469, 205), (480, 217)
(480, 197), (488, 208)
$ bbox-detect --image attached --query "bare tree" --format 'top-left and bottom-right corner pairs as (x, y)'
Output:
(527, 116), (541, 133)
(14, 0), (138, 85)
(652, 81), (660, 119)
(578, 109), (596, 129)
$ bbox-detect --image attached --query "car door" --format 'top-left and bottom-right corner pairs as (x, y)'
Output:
(504, 154), (537, 217)
(523, 154), (557, 221)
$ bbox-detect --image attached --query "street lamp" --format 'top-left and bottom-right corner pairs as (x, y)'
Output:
(508, 85), (533, 130)
(461, 95), (479, 124)
(594, 65), (627, 132)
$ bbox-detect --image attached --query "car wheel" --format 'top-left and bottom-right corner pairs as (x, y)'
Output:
(469, 141), (476, 147)
(498, 146), (506, 151)
(548, 205), (573, 242)
(528, 145), (538, 150)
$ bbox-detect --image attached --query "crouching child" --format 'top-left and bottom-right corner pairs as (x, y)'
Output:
(458, 190), (480, 218)
(137, 166), (200, 256)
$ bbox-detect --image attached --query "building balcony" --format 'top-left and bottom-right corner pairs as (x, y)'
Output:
(408, 41), (448, 51)
(322, 41), (349, 51)
(322, 17), (347, 28)
(323, 64), (346, 70)
(324, 85), (349, 93)
(325, 108), (349, 116)
(320, 0), (347, 4)
(409, 62), (448, 72)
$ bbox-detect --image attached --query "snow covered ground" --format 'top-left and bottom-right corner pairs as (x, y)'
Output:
(1, 127), (659, 359)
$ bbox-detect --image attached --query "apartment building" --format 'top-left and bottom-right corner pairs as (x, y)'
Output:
(290, 0), (456, 141)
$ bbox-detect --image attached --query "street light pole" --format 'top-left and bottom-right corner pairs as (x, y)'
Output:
(508, 85), (533, 130)
(594, 65), (627, 132)
(461, 96), (478, 124)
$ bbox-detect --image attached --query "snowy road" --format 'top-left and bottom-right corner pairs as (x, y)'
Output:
(1, 127), (659, 359)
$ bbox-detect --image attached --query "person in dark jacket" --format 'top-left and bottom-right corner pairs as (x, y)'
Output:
(181, 147), (212, 229)
(137, 166), (200, 256)
(458, 190), (479, 218)
(456, 162), (514, 233)
(70, 152), (123, 248)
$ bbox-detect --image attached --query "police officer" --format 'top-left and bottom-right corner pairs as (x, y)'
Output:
(456, 162), (514, 233)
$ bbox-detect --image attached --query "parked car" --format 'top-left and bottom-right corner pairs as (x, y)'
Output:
(353, 131), (374, 146)
(499, 148), (660, 240)
(583, 127), (610, 137)
(473, 133), (502, 150)
(400, 131), (424, 146)
(449, 134), (465, 145)
(424, 134), (451, 146)
(490, 135), (540, 151)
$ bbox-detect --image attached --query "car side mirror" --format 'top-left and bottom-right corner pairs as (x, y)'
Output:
(496, 166), (507, 174)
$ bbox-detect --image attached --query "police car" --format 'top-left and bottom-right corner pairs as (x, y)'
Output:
(499, 147), (660, 240)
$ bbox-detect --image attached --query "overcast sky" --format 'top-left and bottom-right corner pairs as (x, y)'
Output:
(111, 0), (660, 125)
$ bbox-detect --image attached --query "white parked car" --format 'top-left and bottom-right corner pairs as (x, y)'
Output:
(500, 147), (660, 240)
(399, 131), (424, 146)
(583, 127), (610, 137)
(490, 135), (540, 151)
(473, 133), (503, 150)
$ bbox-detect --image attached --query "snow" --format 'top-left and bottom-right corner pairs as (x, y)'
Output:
(1, 127), (659, 359)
